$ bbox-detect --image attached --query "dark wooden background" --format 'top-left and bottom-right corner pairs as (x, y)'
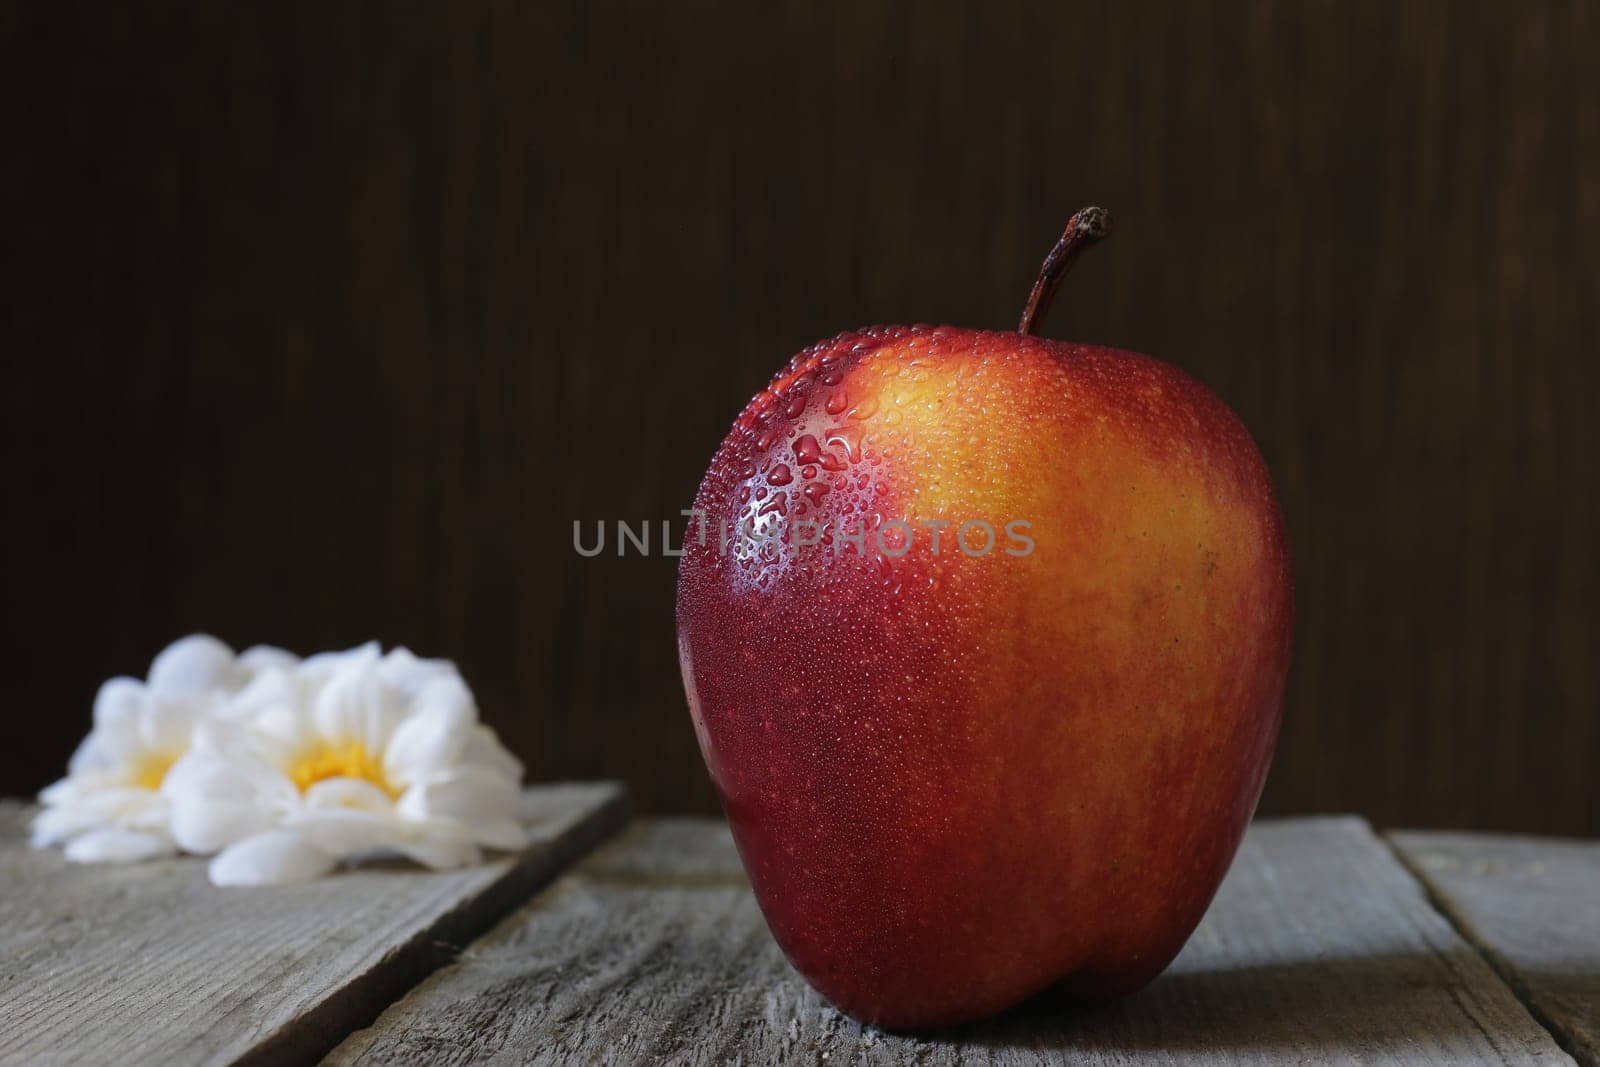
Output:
(3, 2), (1595, 833)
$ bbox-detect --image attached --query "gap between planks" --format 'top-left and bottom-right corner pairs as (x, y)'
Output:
(0, 781), (628, 1067)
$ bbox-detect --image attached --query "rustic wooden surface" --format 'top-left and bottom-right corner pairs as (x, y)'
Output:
(5, 1), (1598, 836)
(1392, 831), (1600, 1065)
(0, 782), (626, 1067)
(326, 817), (1573, 1065)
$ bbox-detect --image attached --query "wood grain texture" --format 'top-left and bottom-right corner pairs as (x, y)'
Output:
(327, 817), (1571, 1065)
(0, 782), (626, 1067)
(3, 1), (1597, 832)
(1391, 831), (1600, 1065)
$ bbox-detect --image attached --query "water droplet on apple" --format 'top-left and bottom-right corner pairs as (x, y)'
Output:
(825, 425), (863, 462)
(767, 463), (793, 486)
(847, 396), (879, 420)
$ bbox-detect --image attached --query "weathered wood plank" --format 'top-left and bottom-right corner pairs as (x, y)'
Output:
(1390, 831), (1600, 1065)
(0, 782), (627, 1067)
(328, 816), (1570, 1065)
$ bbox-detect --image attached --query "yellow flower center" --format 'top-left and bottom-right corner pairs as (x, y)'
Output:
(287, 741), (397, 798)
(131, 752), (178, 791)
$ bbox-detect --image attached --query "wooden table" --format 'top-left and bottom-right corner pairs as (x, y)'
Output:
(2, 785), (1594, 1065)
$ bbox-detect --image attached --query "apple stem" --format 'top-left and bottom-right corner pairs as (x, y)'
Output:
(1017, 207), (1111, 335)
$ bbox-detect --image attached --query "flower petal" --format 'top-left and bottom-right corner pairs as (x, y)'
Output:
(138, 693), (208, 755)
(302, 777), (394, 813)
(313, 660), (405, 752)
(223, 669), (302, 724)
(163, 733), (297, 803)
(38, 775), (86, 807)
(239, 644), (300, 677)
(92, 677), (147, 729)
(170, 799), (279, 855)
(398, 767), (525, 849)
(209, 831), (337, 886)
(32, 786), (168, 846)
(164, 747), (297, 853)
(286, 809), (399, 857)
(391, 822), (481, 870)
(31, 802), (97, 847)
(75, 680), (151, 772)
(62, 734), (109, 779)
(459, 723), (525, 782)
(248, 698), (315, 753)
(148, 634), (239, 695)
(297, 642), (380, 687)
(64, 827), (174, 863)
(382, 691), (473, 789)
(467, 817), (529, 852)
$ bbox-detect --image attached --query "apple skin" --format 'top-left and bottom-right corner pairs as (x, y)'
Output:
(676, 324), (1292, 1030)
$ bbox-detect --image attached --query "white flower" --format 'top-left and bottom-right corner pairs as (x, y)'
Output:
(31, 634), (242, 862)
(164, 644), (527, 886)
(34, 635), (527, 888)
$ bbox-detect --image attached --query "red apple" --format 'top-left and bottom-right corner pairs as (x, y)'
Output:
(675, 209), (1293, 1029)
